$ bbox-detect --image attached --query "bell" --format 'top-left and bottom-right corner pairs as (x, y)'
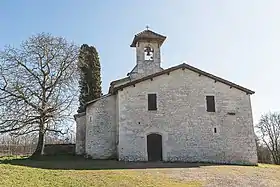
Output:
(145, 46), (152, 56)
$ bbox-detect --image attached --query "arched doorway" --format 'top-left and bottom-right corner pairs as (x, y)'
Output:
(147, 133), (162, 161)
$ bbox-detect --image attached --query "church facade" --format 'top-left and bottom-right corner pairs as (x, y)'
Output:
(75, 28), (257, 165)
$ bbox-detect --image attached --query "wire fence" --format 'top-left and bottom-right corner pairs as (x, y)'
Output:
(0, 144), (36, 156)
(0, 132), (75, 157)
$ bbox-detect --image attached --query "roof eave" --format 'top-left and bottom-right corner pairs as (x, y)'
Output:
(85, 94), (112, 107)
(130, 36), (167, 47)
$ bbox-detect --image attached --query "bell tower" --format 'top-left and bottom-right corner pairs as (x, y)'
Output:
(128, 27), (166, 79)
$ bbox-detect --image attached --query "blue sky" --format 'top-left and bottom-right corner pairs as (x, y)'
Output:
(1, 0), (280, 123)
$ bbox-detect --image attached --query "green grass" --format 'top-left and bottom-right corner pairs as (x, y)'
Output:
(0, 156), (202, 187)
(1, 156), (279, 187)
(0, 164), (201, 187)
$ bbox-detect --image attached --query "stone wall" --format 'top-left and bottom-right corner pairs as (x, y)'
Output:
(44, 144), (75, 155)
(117, 67), (257, 165)
(85, 95), (117, 159)
(75, 112), (86, 155)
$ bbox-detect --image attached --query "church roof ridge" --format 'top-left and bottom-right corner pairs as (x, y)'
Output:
(130, 29), (167, 47)
(110, 63), (255, 95)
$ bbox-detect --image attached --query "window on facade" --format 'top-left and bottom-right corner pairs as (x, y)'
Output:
(214, 127), (217, 133)
(148, 94), (157, 110)
(206, 96), (215, 112)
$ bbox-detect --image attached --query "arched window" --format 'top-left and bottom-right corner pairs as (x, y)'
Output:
(144, 45), (154, 61)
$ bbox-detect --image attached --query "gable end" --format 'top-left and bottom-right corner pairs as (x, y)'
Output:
(111, 63), (255, 95)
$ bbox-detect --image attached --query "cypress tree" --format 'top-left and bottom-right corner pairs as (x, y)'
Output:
(77, 44), (102, 113)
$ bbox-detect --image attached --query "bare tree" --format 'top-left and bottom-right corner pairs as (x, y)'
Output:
(255, 137), (272, 163)
(256, 112), (280, 164)
(0, 33), (78, 157)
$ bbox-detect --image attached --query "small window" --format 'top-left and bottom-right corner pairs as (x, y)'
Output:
(148, 94), (157, 110)
(214, 127), (217, 133)
(206, 96), (215, 112)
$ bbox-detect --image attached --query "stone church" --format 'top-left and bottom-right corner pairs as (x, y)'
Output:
(75, 28), (257, 165)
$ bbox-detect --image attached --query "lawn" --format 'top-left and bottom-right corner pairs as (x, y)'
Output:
(0, 156), (279, 187)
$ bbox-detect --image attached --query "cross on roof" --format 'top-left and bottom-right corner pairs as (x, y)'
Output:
(146, 25), (149, 30)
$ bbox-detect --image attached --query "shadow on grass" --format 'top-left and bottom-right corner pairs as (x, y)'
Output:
(0, 155), (217, 170)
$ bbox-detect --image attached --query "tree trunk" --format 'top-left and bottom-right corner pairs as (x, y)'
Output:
(31, 128), (45, 159)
